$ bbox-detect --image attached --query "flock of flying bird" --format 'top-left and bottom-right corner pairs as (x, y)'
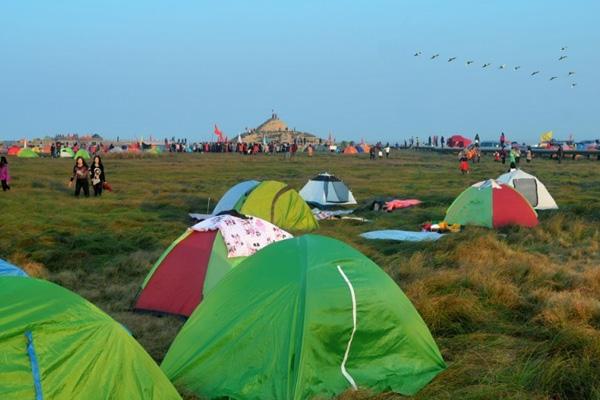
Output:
(414, 47), (578, 88)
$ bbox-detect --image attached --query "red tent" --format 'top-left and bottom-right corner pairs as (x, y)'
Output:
(447, 135), (472, 148)
(7, 146), (20, 155)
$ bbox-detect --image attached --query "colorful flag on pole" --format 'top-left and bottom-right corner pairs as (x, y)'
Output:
(214, 125), (224, 142)
(540, 131), (553, 143)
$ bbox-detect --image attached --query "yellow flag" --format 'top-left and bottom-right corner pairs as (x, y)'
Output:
(540, 131), (553, 142)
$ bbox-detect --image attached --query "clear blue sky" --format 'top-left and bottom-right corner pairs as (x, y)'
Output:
(1, 1), (598, 143)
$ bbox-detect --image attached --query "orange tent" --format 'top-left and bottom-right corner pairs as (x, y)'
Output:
(343, 146), (358, 155)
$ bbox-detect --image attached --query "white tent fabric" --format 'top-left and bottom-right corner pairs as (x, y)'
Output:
(299, 173), (357, 207)
(496, 169), (558, 210)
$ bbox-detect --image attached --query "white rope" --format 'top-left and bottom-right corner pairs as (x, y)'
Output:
(337, 265), (358, 390)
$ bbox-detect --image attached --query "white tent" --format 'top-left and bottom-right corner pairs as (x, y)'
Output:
(496, 169), (558, 210)
(299, 172), (357, 207)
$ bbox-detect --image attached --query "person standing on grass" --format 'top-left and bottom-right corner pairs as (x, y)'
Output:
(69, 157), (90, 197)
(459, 150), (470, 174)
(557, 144), (564, 164)
(90, 155), (106, 197)
(526, 146), (533, 163)
(0, 156), (10, 191)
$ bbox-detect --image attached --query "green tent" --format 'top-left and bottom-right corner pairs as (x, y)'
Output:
(74, 148), (91, 160)
(238, 180), (319, 231)
(147, 147), (163, 154)
(16, 148), (39, 158)
(162, 235), (445, 399)
(60, 147), (75, 158)
(0, 277), (181, 400)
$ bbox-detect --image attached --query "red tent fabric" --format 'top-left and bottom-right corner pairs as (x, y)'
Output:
(492, 185), (538, 228)
(447, 135), (472, 148)
(7, 146), (20, 155)
(135, 230), (217, 316)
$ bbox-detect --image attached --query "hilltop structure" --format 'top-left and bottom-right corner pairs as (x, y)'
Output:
(241, 113), (322, 144)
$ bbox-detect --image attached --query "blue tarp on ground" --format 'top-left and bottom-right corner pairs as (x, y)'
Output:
(0, 259), (28, 277)
(360, 230), (443, 242)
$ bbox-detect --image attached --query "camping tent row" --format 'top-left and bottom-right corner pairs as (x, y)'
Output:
(205, 180), (318, 231)
(343, 143), (371, 154)
(0, 259), (181, 399)
(299, 172), (357, 207)
(135, 214), (293, 317)
(161, 235), (446, 399)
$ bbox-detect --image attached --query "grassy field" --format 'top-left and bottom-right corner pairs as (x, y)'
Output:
(1, 151), (600, 399)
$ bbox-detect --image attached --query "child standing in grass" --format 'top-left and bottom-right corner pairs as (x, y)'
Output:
(90, 156), (106, 197)
(0, 156), (10, 191)
(69, 156), (90, 197)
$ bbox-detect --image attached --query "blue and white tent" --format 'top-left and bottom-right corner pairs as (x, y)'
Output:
(299, 173), (357, 208)
(0, 259), (28, 277)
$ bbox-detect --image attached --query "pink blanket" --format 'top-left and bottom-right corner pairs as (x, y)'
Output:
(384, 199), (422, 211)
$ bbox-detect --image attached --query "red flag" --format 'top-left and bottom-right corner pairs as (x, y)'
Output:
(214, 124), (224, 142)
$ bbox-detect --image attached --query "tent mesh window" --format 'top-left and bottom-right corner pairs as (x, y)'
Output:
(513, 178), (538, 207)
(329, 181), (349, 202)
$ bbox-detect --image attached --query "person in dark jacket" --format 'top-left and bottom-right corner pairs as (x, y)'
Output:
(90, 155), (106, 196)
(69, 157), (90, 197)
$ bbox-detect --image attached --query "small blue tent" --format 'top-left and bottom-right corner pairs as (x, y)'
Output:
(0, 259), (28, 277)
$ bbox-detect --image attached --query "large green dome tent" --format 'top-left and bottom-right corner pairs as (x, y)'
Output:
(0, 277), (181, 400)
(161, 235), (445, 400)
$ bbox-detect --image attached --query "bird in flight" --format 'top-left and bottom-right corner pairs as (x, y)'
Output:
(568, 71), (576, 76)
(431, 54), (440, 59)
(550, 76), (558, 81)
(561, 47), (568, 51)
(531, 71), (540, 76)
(482, 63), (491, 68)
(466, 60), (474, 65)
(514, 66), (521, 71)
(448, 57), (456, 62)
(499, 64), (506, 69)
(571, 83), (577, 88)
(414, 51), (422, 56)
(559, 56), (568, 61)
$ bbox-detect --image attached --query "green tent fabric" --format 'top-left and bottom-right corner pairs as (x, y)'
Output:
(0, 277), (181, 400)
(16, 148), (39, 158)
(74, 149), (91, 160)
(162, 235), (445, 400)
(147, 147), (163, 154)
(239, 180), (319, 231)
(60, 147), (75, 158)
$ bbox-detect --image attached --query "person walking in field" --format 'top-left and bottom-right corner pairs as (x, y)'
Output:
(90, 156), (106, 197)
(385, 144), (390, 158)
(526, 146), (533, 163)
(0, 156), (10, 191)
(69, 156), (90, 197)
(459, 151), (470, 174)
